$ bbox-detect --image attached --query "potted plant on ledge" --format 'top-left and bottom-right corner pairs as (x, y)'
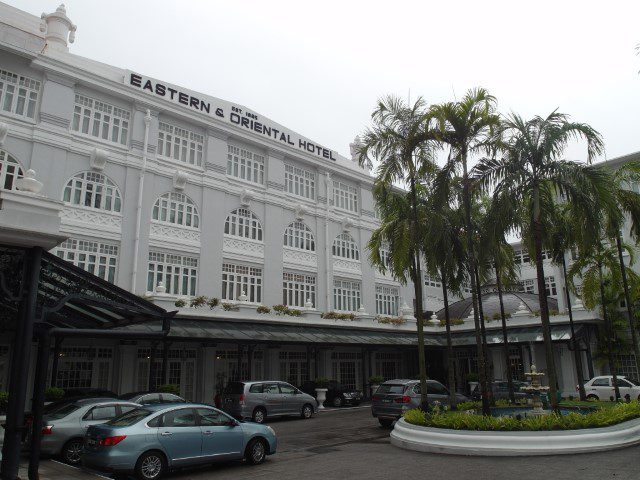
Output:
(314, 377), (330, 410)
(466, 372), (479, 395)
(369, 375), (385, 397)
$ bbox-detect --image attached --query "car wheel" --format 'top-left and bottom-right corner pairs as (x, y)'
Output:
(61, 438), (84, 465)
(245, 438), (267, 465)
(135, 450), (166, 480)
(301, 403), (313, 419)
(378, 418), (394, 428)
(332, 396), (343, 408)
(587, 394), (599, 401)
(252, 407), (267, 424)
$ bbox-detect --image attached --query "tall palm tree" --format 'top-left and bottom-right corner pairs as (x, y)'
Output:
(358, 96), (437, 408)
(431, 88), (502, 415)
(568, 241), (639, 401)
(474, 111), (607, 411)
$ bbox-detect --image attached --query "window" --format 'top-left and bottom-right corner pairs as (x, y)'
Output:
(379, 244), (391, 270)
(592, 378), (610, 387)
(333, 279), (361, 312)
(249, 384), (264, 393)
(161, 408), (197, 427)
(222, 263), (262, 303)
(333, 180), (358, 212)
(284, 221), (315, 251)
(224, 208), (262, 241)
(544, 276), (557, 296)
(279, 383), (296, 394)
(152, 192), (199, 228)
(284, 164), (315, 199)
(332, 233), (359, 260)
(0, 150), (23, 190)
(424, 274), (441, 288)
(227, 144), (264, 184)
(53, 347), (112, 390)
(283, 272), (316, 308)
(197, 408), (229, 426)
(63, 172), (122, 212)
(72, 94), (130, 145)
(84, 405), (117, 421)
(54, 239), (118, 283)
(376, 285), (399, 316)
(157, 122), (204, 166)
(147, 251), (198, 295)
(0, 69), (40, 119)
(518, 279), (535, 294)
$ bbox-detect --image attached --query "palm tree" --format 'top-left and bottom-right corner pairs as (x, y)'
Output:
(431, 88), (502, 415)
(358, 96), (437, 408)
(474, 111), (606, 411)
(568, 241), (640, 401)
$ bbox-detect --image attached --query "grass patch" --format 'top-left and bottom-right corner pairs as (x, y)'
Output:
(403, 401), (640, 431)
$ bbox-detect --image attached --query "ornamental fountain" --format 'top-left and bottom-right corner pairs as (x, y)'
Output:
(521, 364), (550, 416)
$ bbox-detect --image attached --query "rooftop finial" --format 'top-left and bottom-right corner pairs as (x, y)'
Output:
(40, 3), (77, 53)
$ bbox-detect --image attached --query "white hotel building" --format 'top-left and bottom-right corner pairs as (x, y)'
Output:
(0, 3), (629, 404)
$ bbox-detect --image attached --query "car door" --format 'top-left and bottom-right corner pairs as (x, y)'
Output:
(197, 407), (244, 460)
(616, 378), (634, 399)
(589, 377), (611, 399)
(157, 408), (203, 464)
(263, 383), (282, 415)
(279, 383), (302, 414)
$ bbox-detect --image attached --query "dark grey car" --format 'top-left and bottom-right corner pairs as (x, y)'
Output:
(371, 379), (468, 427)
(221, 381), (317, 424)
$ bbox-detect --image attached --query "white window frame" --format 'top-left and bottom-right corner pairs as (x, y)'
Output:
(424, 273), (441, 288)
(157, 121), (204, 166)
(333, 279), (361, 312)
(224, 208), (263, 241)
(284, 164), (315, 200)
(54, 238), (119, 283)
(333, 180), (358, 213)
(0, 69), (40, 120)
(332, 233), (359, 260)
(376, 284), (399, 316)
(284, 221), (315, 251)
(63, 171), (122, 213)
(379, 244), (391, 271)
(545, 276), (557, 296)
(222, 263), (263, 303)
(519, 279), (535, 294)
(0, 150), (23, 191)
(71, 94), (130, 146)
(152, 192), (200, 229)
(147, 251), (198, 295)
(283, 272), (316, 308)
(227, 144), (264, 185)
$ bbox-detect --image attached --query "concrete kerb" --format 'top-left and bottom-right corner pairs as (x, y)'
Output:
(390, 417), (640, 456)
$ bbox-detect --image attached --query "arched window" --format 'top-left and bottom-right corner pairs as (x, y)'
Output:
(152, 192), (199, 228)
(63, 171), (122, 212)
(0, 150), (23, 190)
(224, 208), (263, 241)
(332, 233), (359, 260)
(284, 221), (315, 251)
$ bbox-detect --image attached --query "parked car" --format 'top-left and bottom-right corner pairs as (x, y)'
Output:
(583, 375), (640, 401)
(82, 403), (277, 480)
(37, 398), (140, 465)
(61, 388), (118, 399)
(371, 379), (469, 427)
(221, 381), (317, 423)
(119, 392), (186, 405)
(471, 380), (532, 402)
(299, 380), (363, 407)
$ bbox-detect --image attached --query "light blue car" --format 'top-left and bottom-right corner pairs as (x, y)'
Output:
(82, 403), (277, 480)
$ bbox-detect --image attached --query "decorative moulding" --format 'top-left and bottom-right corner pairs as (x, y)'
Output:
(341, 216), (354, 232)
(90, 148), (108, 171)
(40, 4), (76, 53)
(43, 71), (76, 88)
(15, 169), (43, 194)
(240, 188), (255, 207)
(173, 170), (188, 190)
(0, 122), (7, 146)
(294, 203), (307, 220)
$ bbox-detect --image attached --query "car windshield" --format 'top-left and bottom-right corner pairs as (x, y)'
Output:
(45, 403), (79, 420)
(376, 384), (406, 394)
(624, 378), (640, 386)
(106, 408), (152, 427)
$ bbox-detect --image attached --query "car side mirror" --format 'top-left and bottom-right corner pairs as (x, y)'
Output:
(226, 420), (239, 427)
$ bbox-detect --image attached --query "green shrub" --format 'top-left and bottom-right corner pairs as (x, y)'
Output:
(466, 373), (479, 382)
(404, 408), (427, 425)
(495, 399), (511, 407)
(273, 304), (288, 315)
(222, 303), (236, 311)
(207, 297), (220, 309)
(288, 308), (302, 317)
(402, 401), (640, 431)
(549, 309), (559, 316)
(456, 400), (481, 411)
(377, 316), (406, 325)
(174, 298), (187, 308)
(439, 318), (464, 326)
(256, 305), (271, 314)
(157, 384), (180, 395)
(45, 387), (65, 402)
(314, 377), (330, 388)
(0, 391), (8, 412)
(492, 313), (501, 320)
(369, 375), (385, 384)
(189, 295), (208, 308)
(321, 311), (355, 320)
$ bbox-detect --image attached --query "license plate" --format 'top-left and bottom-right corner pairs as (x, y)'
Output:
(382, 399), (392, 403)
(86, 438), (97, 446)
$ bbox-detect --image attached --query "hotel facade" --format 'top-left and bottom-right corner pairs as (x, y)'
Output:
(0, 3), (633, 406)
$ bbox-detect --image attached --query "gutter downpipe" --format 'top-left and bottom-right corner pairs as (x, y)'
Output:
(325, 172), (332, 310)
(131, 109), (152, 293)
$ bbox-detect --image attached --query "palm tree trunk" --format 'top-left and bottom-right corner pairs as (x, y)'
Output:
(409, 177), (428, 410)
(495, 262), (516, 404)
(598, 261), (621, 401)
(561, 254), (587, 401)
(532, 186), (560, 411)
(441, 269), (457, 410)
(615, 235), (640, 375)
(474, 264), (492, 397)
(461, 152), (490, 416)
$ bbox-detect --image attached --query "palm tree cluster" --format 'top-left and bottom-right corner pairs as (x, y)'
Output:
(358, 89), (640, 414)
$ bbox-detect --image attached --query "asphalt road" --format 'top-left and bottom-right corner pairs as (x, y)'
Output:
(38, 405), (640, 479)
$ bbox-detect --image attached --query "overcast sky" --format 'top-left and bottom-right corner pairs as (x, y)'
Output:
(14, 0), (640, 163)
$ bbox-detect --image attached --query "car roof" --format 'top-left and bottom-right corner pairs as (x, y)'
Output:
(382, 379), (439, 385)
(141, 402), (219, 412)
